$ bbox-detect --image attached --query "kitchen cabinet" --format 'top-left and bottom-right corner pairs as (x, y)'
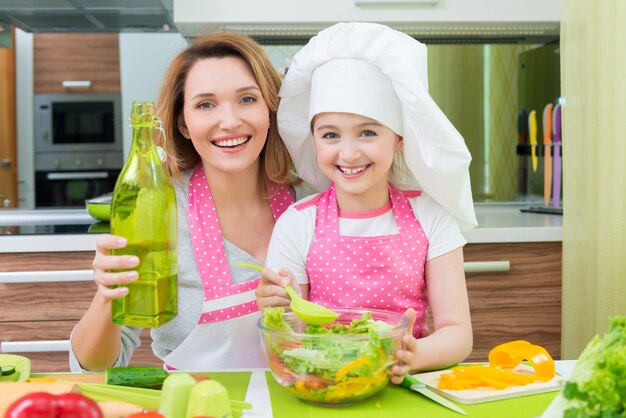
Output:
(0, 251), (161, 372)
(463, 242), (562, 361)
(33, 33), (120, 94)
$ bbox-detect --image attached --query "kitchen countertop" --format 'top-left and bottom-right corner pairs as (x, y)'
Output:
(31, 361), (574, 418)
(0, 203), (562, 253)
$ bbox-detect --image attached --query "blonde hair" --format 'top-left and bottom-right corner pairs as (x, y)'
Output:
(156, 32), (299, 188)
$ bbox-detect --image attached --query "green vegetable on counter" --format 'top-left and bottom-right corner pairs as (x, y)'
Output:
(542, 315), (626, 418)
(0, 354), (31, 382)
(105, 365), (169, 389)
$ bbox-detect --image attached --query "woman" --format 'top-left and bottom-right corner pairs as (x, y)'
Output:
(70, 32), (310, 371)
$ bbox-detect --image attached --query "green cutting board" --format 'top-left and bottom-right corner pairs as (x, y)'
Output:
(266, 372), (558, 418)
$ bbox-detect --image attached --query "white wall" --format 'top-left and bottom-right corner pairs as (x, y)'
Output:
(15, 28), (34, 209)
(119, 33), (187, 158)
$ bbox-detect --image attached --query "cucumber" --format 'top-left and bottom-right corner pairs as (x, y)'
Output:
(105, 366), (169, 389)
(1, 365), (16, 376)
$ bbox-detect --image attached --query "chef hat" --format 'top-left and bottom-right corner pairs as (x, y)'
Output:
(278, 22), (477, 231)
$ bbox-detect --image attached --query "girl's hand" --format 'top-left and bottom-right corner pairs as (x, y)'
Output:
(390, 308), (418, 384)
(92, 234), (139, 301)
(255, 267), (300, 311)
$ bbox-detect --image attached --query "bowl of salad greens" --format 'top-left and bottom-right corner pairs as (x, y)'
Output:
(258, 306), (409, 406)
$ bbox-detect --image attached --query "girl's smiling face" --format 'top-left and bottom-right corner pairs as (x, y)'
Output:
(178, 56), (270, 177)
(313, 112), (403, 211)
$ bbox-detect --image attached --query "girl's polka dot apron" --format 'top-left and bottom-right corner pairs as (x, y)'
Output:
(305, 183), (430, 337)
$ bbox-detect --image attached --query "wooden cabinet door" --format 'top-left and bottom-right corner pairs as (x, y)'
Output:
(0, 251), (160, 372)
(463, 242), (562, 361)
(34, 33), (120, 94)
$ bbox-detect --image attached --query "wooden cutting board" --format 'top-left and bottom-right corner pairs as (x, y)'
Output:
(413, 365), (564, 404)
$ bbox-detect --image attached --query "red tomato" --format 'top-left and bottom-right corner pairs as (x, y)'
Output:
(56, 393), (103, 418)
(4, 392), (59, 418)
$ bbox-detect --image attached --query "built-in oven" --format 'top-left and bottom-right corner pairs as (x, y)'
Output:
(34, 93), (123, 154)
(33, 94), (124, 208)
(35, 168), (120, 208)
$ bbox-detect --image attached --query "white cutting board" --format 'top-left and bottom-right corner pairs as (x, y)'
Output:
(413, 365), (564, 404)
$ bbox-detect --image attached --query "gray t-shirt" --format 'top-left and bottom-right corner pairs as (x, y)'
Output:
(69, 170), (314, 372)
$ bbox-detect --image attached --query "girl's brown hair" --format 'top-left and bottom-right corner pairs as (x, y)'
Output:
(157, 32), (298, 187)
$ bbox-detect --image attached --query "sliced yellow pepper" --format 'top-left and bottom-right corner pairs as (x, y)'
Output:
(437, 341), (556, 391)
(335, 356), (371, 382)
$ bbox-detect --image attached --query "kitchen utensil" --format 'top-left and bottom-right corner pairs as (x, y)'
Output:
(258, 307), (408, 405)
(284, 284), (339, 326)
(517, 109), (529, 195)
(234, 262), (338, 325)
(412, 365), (563, 405)
(543, 103), (554, 207)
(85, 192), (112, 222)
(529, 110), (538, 173)
(400, 375), (467, 415)
(552, 104), (562, 209)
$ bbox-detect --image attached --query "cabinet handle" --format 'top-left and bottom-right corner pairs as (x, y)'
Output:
(0, 269), (93, 284)
(47, 171), (109, 180)
(62, 80), (92, 89)
(464, 261), (510, 273)
(1, 340), (70, 353)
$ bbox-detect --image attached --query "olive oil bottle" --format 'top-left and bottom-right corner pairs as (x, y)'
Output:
(110, 101), (177, 328)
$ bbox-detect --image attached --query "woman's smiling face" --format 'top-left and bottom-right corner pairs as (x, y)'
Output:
(178, 56), (270, 176)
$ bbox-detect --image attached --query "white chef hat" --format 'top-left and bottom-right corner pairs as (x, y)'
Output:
(278, 22), (477, 231)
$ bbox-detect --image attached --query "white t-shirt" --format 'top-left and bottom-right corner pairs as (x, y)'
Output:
(266, 189), (467, 285)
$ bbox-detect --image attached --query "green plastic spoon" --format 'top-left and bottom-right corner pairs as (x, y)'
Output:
(283, 284), (339, 326)
(236, 263), (339, 325)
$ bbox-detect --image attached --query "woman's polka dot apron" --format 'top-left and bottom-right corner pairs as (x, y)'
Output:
(163, 164), (294, 369)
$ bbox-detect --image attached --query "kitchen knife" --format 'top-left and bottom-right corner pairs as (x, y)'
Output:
(552, 104), (562, 209)
(529, 110), (538, 173)
(543, 103), (554, 207)
(517, 109), (529, 195)
(400, 375), (467, 415)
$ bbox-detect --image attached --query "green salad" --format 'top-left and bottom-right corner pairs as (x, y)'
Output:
(262, 307), (399, 404)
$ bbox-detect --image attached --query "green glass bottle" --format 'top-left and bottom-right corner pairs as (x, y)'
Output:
(110, 101), (178, 328)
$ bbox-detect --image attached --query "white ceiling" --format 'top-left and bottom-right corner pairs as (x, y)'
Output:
(0, 0), (176, 33)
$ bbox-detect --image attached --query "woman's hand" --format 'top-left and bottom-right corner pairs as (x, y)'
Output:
(92, 234), (139, 301)
(255, 267), (300, 311)
(390, 308), (418, 384)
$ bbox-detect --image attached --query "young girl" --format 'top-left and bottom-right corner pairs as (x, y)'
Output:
(71, 32), (311, 372)
(256, 22), (478, 382)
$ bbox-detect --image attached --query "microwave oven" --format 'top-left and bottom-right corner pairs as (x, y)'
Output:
(34, 93), (123, 156)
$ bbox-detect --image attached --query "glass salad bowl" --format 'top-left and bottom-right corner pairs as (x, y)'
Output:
(258, 307), (409, 406)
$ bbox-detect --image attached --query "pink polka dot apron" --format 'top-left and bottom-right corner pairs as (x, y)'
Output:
(306, 183), (429, 337)
(163, 165), (294, 370)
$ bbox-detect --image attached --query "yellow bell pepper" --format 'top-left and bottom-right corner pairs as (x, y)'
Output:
(489, 340), (555, 380)
(335, 356), (371, 382)
(437, 341), (556, 391)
